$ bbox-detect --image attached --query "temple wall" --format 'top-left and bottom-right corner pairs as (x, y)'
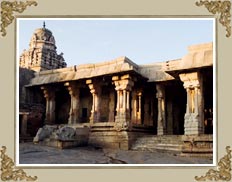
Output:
(19, 68), (35, 104)
(19, 68), (46, 138)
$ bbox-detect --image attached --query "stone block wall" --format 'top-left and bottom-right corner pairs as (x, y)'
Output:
(19, 68), (35, 103)
(20, 103), (45, 137)
(181, 134), (213, 157)
(89, 131), (130, 150)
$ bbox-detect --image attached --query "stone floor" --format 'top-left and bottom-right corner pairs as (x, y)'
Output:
(19, 143), (213, 165)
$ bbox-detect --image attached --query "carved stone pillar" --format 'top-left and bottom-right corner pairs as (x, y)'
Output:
(131, 90), (137, 124)
(112, 74), (134, 131)
(137, 91), (142, 124)
(86, 79), (102, 124)
(20, 112), (29, 136)
(131, 90), (143, 125)
(156, 84), (166, 135)
(64, 82), (80, 124)
(180, 72), (204, 135)
(108, 90), (115, 122)
(41, 86), (56, 125)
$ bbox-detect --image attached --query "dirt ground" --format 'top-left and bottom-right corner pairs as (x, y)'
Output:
(19, 143), (213, 165)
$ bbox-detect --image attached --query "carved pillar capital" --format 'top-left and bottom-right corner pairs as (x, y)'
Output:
(64, 82), (80, 97)
(179, 72), (200, 89)
(41, 86), (55, 99)
(113, 74), (134, 91)
(86, 80), (101, 94)
(156, 84), (165, 99)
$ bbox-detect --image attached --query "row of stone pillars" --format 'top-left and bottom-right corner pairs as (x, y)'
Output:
(40, 74), (134, 128)
(40, 71), (204, 135)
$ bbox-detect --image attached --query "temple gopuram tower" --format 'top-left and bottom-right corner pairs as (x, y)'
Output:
(19, 22), (67, 71)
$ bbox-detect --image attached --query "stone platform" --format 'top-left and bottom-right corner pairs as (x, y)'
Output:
(181, 134), (213, 157)
(33, 124), (213, 157)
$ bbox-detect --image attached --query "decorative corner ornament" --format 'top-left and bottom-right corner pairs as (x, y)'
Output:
(0, 0), (37, 37)
(195, 146), (232, 181)
(196, 0), (231, 38)
(0, 146), (37, 181)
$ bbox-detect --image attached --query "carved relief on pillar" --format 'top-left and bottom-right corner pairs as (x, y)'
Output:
(41, 86), (56, 125)
(156, 84), (166, 135)
(112, 74), (134, 131)
(64, 82), (80, 124)
(86, 79), (102, 124)
(179, 72), (204, 135)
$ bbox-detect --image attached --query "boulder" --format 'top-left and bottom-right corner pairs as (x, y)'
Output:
(56, 126), (76, 141)
(33, 125), (57, 143)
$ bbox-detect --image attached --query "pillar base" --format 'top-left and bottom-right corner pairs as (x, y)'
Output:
(184, 114), (204, 135)
(157, 127), (166, 135)
(89, 111), (101, 124)
(114, 112), (131, 131)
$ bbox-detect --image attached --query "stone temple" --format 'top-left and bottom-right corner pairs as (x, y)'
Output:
(19, 24), (213, 156)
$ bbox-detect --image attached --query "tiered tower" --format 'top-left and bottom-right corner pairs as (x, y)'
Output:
(19, 22), (67, 71)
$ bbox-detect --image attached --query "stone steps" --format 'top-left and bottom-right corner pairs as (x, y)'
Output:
(131, 135), (183, 153)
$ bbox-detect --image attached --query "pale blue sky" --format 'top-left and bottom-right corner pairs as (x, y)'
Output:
(18, 18), (214, 66)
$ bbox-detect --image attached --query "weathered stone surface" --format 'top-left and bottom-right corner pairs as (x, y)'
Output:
(19, 143), (213, 164)
(181, 135), (213, 157)
(166, 43), (213, 71)
(55, 126), (76, 140)
(33, 125), (58, 143)
(28, 57), (140, 86)
(19, 68), (35, 103)
(89, 131), (130, 150)
(19, 26), (66, 72)
(33, 125), (90, 148)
